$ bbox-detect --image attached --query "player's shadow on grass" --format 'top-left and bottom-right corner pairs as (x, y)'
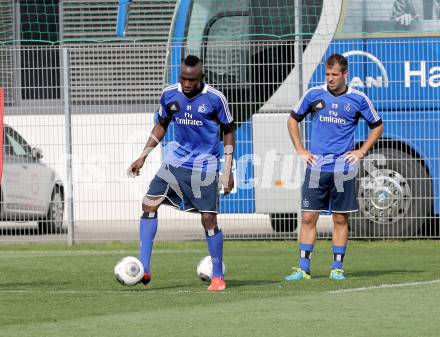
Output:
(119, 283), (213, 291)
(225, 279), (280, 288)
(347, 269), (423, 278)
(140, 284), (198, 291)
(120, 279), (280, 291)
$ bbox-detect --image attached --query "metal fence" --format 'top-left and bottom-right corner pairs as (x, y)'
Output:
(0, 41), (439, 243)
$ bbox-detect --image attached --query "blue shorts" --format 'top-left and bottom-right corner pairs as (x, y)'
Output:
(146, 163), (219, 213)
(301, 168), (358, 213)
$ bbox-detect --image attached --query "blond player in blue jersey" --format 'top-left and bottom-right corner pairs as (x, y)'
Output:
(286, 53), (384, 280)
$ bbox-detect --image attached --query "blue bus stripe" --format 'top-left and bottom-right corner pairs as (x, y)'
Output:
(170, 0), (191, 84)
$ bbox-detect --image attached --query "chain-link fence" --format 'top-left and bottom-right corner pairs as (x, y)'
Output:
(0, 39), (439, 243)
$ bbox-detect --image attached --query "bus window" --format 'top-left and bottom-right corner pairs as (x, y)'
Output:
(204, 16), (250, 85)
(200, 14), (252, 125)
(170, 0), (324, 124)
(186, 0), (248, 56)
(185, 0), (324, 124)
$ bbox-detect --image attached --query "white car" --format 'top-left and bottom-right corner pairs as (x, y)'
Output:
(1, 125), (64, 234)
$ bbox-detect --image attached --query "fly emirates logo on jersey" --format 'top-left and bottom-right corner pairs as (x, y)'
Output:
(319, 105), (347, 125)
(175, 104), (204, 126)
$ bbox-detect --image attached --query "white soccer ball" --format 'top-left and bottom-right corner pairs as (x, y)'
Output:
(196, 256), (226, 282)
(114, 256), (144, 286)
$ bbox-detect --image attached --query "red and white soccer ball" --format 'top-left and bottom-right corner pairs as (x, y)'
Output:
(114, 256), (144, 286)
(196, 256), (226, 282)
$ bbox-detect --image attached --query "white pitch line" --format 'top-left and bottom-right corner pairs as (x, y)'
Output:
(325, 279), (440, 294)
(1, 279), (439, 295)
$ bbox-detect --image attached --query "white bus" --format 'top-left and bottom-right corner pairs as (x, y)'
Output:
(162, 0), (439, 237)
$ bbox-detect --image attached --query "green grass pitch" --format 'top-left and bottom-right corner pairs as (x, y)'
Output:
(0, 240), (439, 337)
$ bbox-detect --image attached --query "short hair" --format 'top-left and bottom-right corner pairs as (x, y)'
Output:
(182, 55), (202, 67)
(326, 53), (348, 72)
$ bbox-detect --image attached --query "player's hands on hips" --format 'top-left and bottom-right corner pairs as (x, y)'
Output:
(220, 170), (234, 195)
(127, 157), (146, 178)
(298, 150), (317, 166)
(344, 149), (364, 164)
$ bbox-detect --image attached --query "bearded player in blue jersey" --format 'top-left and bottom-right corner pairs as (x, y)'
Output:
(128, 55), (234, 291)
(286, 53), (384, 280)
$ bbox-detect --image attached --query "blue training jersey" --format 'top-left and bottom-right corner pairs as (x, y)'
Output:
(291, 85), (382, 172)
(158, 83), (234, 172)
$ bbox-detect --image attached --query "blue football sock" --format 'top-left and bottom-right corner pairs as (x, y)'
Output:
(298, 243), (314, 273)
(205, 227), (224, 278)
(139, 212), (158, 274)
(332, 245), (346, 270)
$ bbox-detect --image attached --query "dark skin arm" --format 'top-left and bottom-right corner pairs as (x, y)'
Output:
(220, 130), (235, 195)
(127, 122), (168, 177)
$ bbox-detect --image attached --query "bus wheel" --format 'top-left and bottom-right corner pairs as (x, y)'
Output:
(270, 213), (297, 233)
(352, 148), (432, 237)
